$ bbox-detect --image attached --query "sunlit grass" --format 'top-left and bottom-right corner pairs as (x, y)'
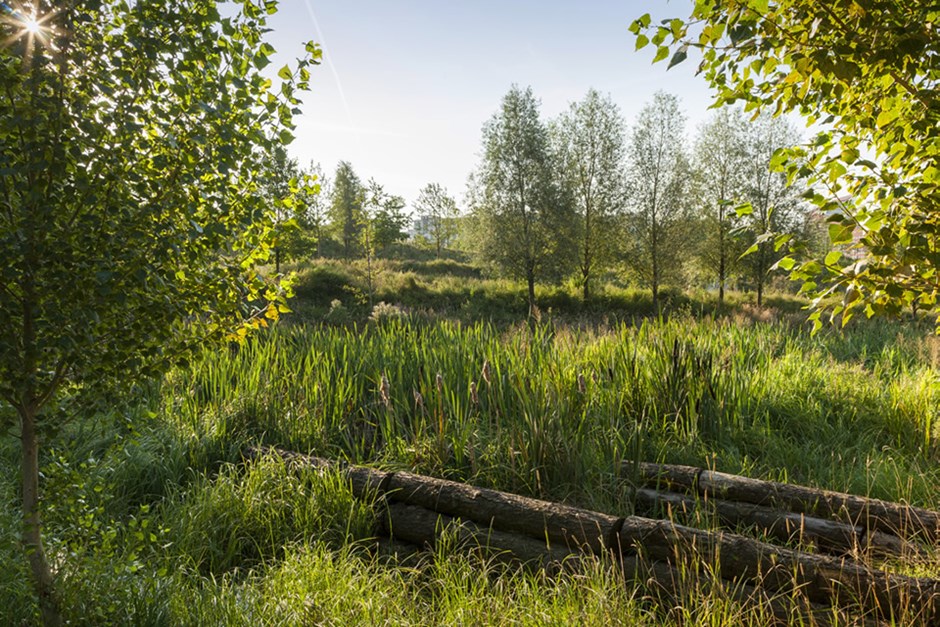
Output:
(2, 311), (939, 624)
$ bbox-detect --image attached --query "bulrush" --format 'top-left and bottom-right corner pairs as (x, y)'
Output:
(413, 388), (425, 411)
(380, 374), (391, 408)
(470, 380), (479, 405)
(481, 359), (492, 384)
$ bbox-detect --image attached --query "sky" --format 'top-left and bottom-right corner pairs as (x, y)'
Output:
(265, 1), (718, 209)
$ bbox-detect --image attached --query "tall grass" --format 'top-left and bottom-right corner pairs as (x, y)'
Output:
(165, 315), (940, 510)
(3, 313), (939, 624)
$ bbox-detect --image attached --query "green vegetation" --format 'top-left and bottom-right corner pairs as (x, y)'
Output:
(2, 259), (939, 623)
(4, 0), (939, 624)
(634, 0), (940, 326)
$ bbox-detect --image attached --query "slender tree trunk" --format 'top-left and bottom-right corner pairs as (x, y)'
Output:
(527, 268), (536, 319)
(718, 203), (726, 305)
(275, 246), (281, 274)
(19, 406), (60, 626)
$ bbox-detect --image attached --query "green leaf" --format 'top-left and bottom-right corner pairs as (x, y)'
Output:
(667, 45), (688, 70)
(828, 223), (855, 246)
(653, 46), (670, 63)
(277, 65), (292, 80)
(824, 250), (842, 267)
(635, 34), (649, 50)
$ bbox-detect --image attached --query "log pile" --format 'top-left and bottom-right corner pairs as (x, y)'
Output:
(251, 449), (940, 624)
(626, 462), (934, 557)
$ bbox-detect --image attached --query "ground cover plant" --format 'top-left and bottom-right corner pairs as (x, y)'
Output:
(2, 285), (939, 623)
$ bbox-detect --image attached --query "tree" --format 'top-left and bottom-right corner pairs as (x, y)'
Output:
(473, 85), (575, 316)
(356, 179), (409, 306)
(624, 91), (691, 313)
(0, 1), (316, 622)
(690, 108), (750, 303)
(294, 161), (331, 259)
(264, 146), (302, 274)
(330, 161), (364, 259)
(631, 2), (940, 329)
(738, 114), (805, 306)
(553, 89), (628, 302)
(372, 190), (410, 251)
(414, 183), (460, 257)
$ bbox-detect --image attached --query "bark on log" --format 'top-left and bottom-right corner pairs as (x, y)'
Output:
(619, 515), (940, 623)
(386, 471), (622, 554)
(382, 501), (575, 569)
(635, 488), (912, 558)
(620, 555), (865, 627)
(629, 462), (940, 542)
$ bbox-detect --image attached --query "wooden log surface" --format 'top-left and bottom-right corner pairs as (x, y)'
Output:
(386, 471), (623, 554)
(635, 488), (911, 558)
(619, 515), (940, 623)
(620, 555), (868, 627)
(248, 449), (937, 621)
(629, 461), (940, 542)
(382, 501), (576, 569)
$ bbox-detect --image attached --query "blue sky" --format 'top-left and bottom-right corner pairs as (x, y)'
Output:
(266, 1), (717, 208)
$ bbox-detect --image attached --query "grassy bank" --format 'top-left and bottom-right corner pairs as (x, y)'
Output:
(3, 309), (939, 624)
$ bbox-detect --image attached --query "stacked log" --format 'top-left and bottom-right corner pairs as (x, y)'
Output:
(628, 461), (940, 544)
(249, 448), (940, 624)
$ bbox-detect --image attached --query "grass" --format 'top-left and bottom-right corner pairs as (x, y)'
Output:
(2, 258), (940, 624)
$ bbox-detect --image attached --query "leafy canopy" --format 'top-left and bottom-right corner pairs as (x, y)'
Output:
(0, 0), (319, 423)
(632, 0), (940, 329)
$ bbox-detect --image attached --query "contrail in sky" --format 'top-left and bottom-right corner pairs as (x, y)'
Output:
(302, 0), (354, 127)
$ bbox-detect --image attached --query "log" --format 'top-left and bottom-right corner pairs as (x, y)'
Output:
(619, 555), (864, 627)
(382, 501), (575, 569)
(629, 462), (940, 542)
(386, 470), (623, 554)
(619, 515), (940, 623)
(635, 488), (912, 558)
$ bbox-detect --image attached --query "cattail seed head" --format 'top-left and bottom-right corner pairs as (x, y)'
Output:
(577, 372), (586, 394)
(413, 388), (424, 410)
(470, 380), (479, 405)
(481, 359), (491, 384)
(380, 374), (391, 407)
(435, 372), (444, 393)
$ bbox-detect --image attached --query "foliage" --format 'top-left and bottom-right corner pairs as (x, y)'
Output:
(472, 85), (576, 315)
(329, 160), (364, 258)
(0, 0), (316, 618)
(262, 145), (302, 273)
(414, 182), (460, 258)
(631, 1), (940, 329)
(736, 114), (806, 306)
(690, 108), (750, 301)
(623, 91), (691, 310)
(291, 160), (331, 260)
(552, 89), (628, 302)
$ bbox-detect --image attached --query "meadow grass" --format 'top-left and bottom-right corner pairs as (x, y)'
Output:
(2, 269), (939, 624)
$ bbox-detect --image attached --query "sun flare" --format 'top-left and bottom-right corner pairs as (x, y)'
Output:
(23, 16), (40, 34)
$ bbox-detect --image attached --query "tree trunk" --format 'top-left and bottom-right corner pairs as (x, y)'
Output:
(527, 270), (536, 319)
(19, 406), (60, 626)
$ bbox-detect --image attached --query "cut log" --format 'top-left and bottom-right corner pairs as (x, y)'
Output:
(619, 555), (865, 627)
(619, 515), (940, 623)
(629, 461), (940, 542)
(635, 488), (913, 558)
(386, 471), (623, 554)
(382, 501), (575, 569)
